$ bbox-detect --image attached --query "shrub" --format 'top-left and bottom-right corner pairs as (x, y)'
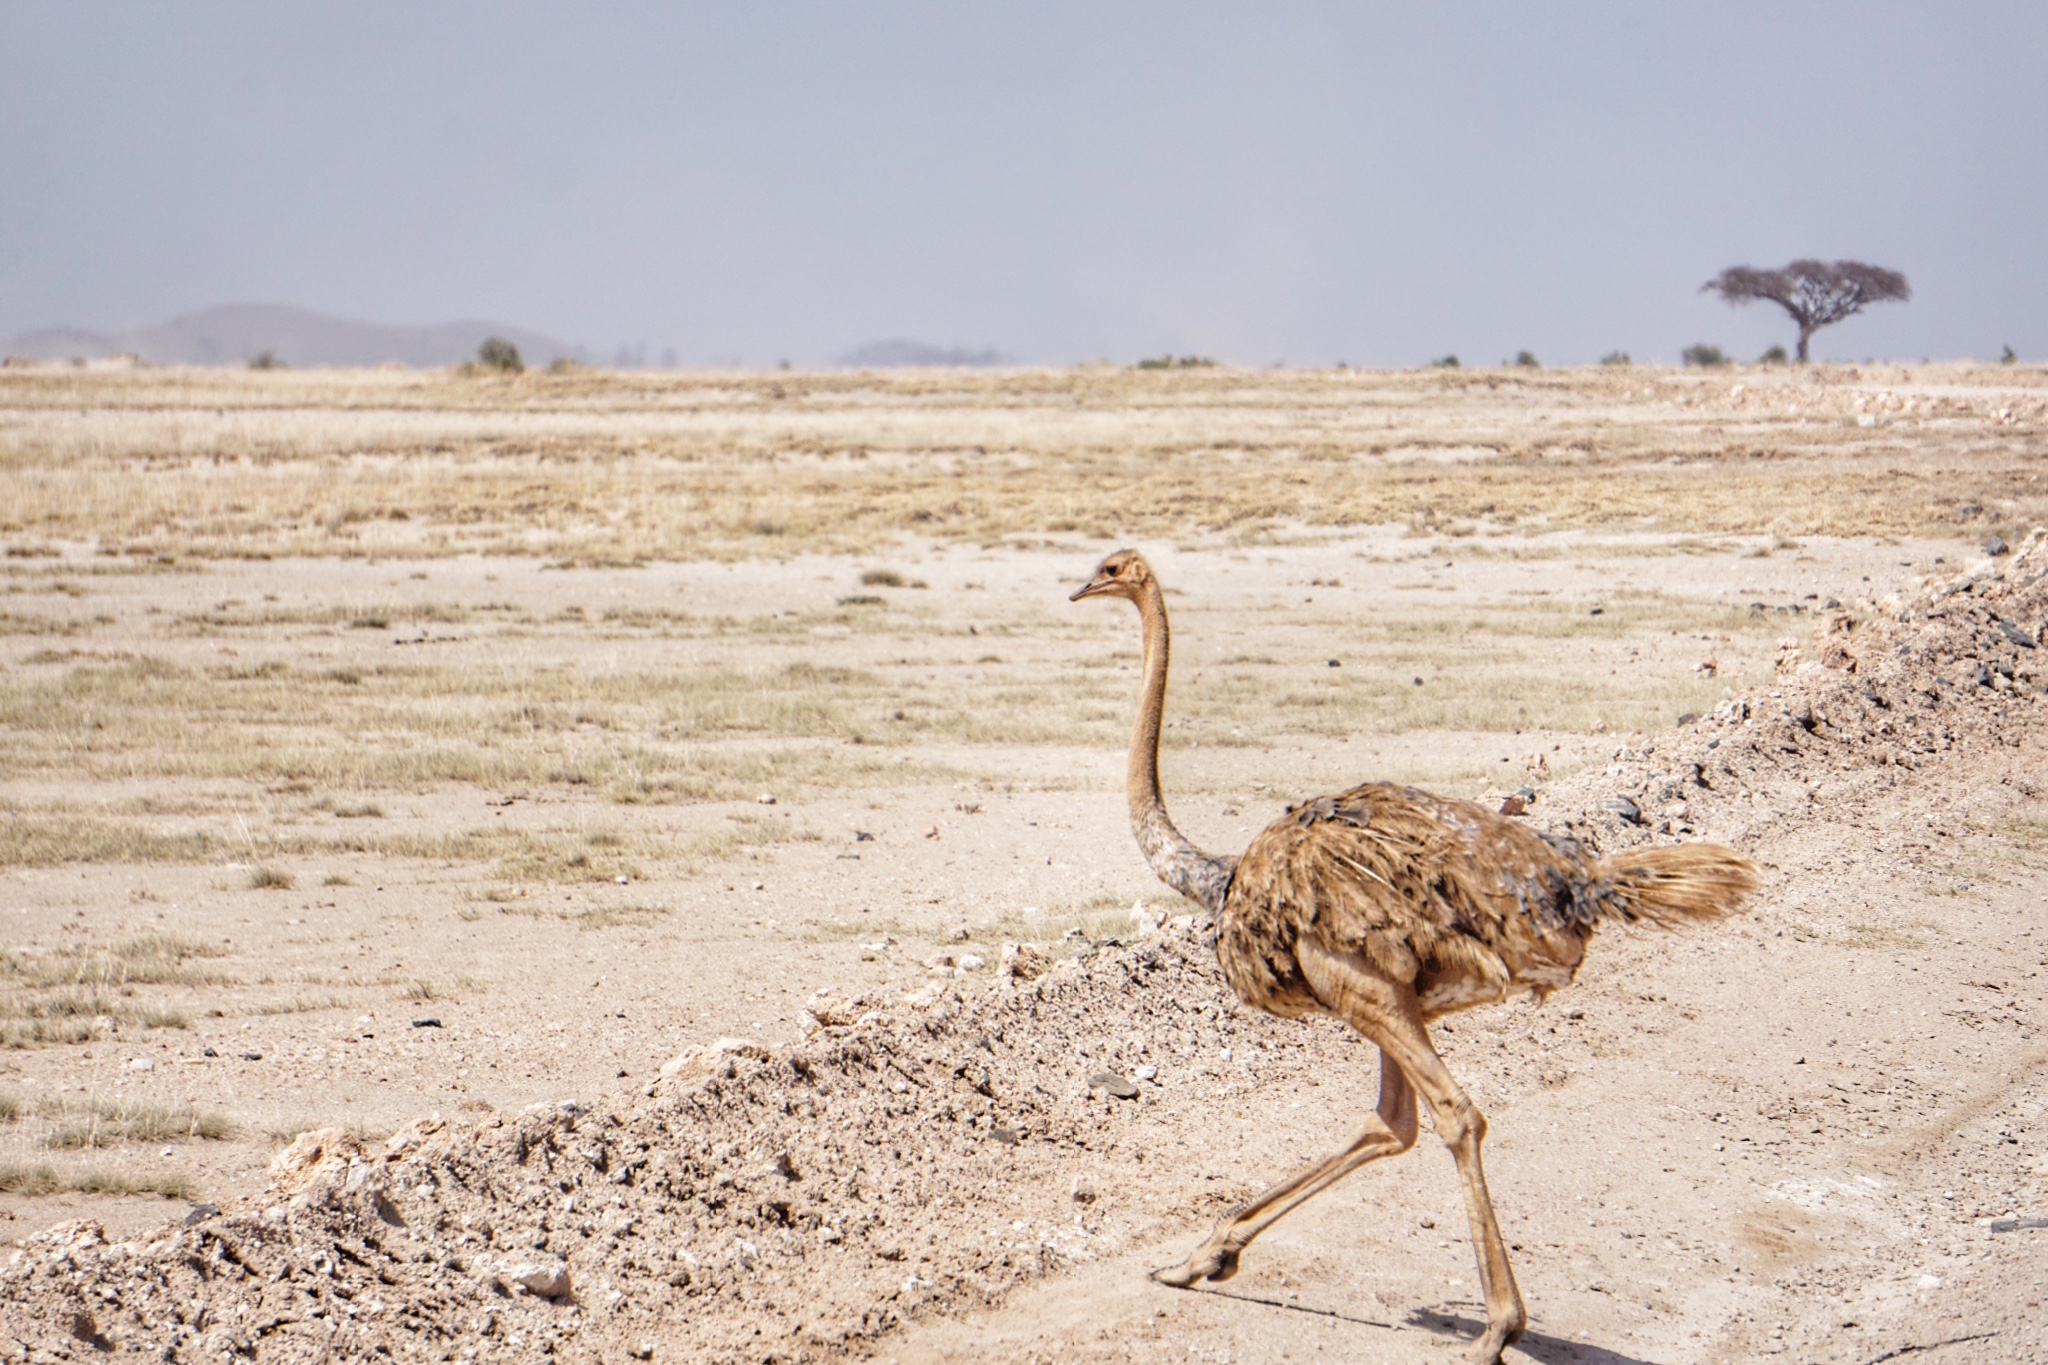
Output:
(1512, 350), (1540, 368)
(248, 866), (294, 890)
(477, 337), (524, 373)
(1429, 355), (1460, 369)
(1135, 355), (1217, 370)
(1600, 350), (1631, 367)
(1682, 344), (1729, 368)
(248, 351), (286, 371)
(2003, 345), (2019, 365)
(1759, 345), (1788, 364)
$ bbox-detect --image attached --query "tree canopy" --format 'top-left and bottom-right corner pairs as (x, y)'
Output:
(1701, 260), (1909, 362)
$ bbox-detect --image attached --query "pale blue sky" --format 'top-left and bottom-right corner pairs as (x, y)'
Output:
(4, 2), (2043, 366)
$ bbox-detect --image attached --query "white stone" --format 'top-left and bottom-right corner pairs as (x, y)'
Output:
(500, 1258), (571, 1298)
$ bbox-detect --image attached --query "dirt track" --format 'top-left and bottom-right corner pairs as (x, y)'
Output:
(7, 527), (2048, 1362)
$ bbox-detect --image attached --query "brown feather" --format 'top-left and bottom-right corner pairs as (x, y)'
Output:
(1215, 783), (1757, 1020)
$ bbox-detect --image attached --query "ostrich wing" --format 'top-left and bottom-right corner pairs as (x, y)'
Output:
(1217, 783), (1598, 1015)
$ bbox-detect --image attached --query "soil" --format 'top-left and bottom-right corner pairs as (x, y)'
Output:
(6, 531), (2048, 1363)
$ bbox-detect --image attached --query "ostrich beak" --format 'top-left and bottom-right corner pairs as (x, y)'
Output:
(1070, 577), (1109, 602)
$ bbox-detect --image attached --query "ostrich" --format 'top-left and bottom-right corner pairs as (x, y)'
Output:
(1070, 549), (1756, 1363)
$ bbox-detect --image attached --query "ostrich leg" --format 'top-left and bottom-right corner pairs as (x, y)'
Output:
(1151, 1049), (1416, 1287)
(1296, 938), (1526, 1365)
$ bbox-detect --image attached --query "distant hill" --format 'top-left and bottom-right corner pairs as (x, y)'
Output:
(5, 303), (582, 368)
(837, 339), (1010, 368)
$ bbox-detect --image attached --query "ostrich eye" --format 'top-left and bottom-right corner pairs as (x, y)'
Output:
(1105, 564), (1120, 576)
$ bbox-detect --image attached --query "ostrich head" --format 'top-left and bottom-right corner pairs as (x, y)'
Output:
(1069, 548), (1154, 603)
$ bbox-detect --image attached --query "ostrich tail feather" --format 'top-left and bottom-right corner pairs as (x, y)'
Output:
(1589, 843), (1758, 929)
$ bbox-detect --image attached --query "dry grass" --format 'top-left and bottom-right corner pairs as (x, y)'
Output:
(0, 655), (954, 799)
(0, 364), (1970, 909)
(42, 1100), (233, 1149)
(575, 903), (673, 930)
(0, 935), (226, 1048)
(1, 934), (229, 990)
(1, 365), (2043, 561)
(0, 1163), (194, 1199)
(0, 589), (1765, 811)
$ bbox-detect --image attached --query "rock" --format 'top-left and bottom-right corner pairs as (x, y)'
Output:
(632, 1344), (656, 1361)
(126, 1058), (153, 1072)
(990, 1126), (1020, 1145)
(1088, 1071), (1139, 1100)
(1130, 901), (1168, 935)
(1498, 794), (1527, 815)
(998, 942), (1048, 981)
(1602, 795), (1642, 824)
(898, 982), (947, 1011)
(1998, 619), (2037, 649)
(1071, 1177), (1097, 1204)
(957, 953), (986, 971)
(381, 1115), (447, 1161)
(201, 1046), (217, 1057)
(269, 1129), (367, 1195)
(180, 1204), (219, 1226)
(803, 990), (860, 1027)
(411, 1017), (442, 1028)
(756, 793), (776, 805)
(659, 1038), (765, 1083)
(1984, 536), (2010, 557)
(1134, 1065), (1158, 1082)
(499, 1257), (571, 1299)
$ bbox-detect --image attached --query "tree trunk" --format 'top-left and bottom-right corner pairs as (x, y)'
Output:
(1796, 326), (1813, 363)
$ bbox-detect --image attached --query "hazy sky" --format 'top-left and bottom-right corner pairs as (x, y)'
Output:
(5, 2), (2044, 366)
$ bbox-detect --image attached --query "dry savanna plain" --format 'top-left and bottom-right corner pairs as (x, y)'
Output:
(1, 360), (2047, 1364)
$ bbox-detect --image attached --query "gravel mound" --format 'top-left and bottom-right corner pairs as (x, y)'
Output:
(1533, 527), (2048, 859)
(6, 533), (2046, 1364)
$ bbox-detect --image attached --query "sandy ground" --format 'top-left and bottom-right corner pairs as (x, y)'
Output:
(1, 364), (2045, 1362)
(5, 529), (2047, 1362)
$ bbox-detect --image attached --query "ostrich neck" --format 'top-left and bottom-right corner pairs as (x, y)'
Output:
(1129, 582), (1234, 913)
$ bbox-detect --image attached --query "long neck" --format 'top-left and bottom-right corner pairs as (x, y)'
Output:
(1128, 581), (1234, 913)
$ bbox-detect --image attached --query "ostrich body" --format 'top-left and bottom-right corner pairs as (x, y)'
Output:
(1071, 549), (1757, 1364)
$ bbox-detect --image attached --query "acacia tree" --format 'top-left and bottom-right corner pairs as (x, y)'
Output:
(1701, 259), (1909, 362)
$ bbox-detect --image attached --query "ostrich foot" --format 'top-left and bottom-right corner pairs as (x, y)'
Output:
(1148, 1242), (1241, 1287)
(1466, 1311), (1526, 1365)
